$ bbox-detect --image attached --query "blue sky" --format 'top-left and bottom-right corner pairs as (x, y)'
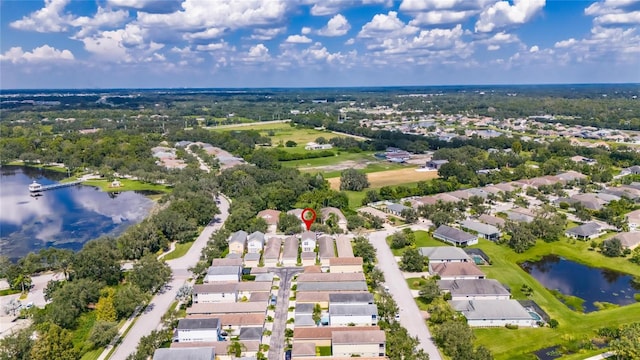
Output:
(1, 0), (639, 89)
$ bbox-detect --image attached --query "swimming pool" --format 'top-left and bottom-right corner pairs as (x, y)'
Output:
(529, 311), (542, 321)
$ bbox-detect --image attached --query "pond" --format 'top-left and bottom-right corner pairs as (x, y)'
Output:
(0, 166), (155, 260)
(521, 255), (639, 313)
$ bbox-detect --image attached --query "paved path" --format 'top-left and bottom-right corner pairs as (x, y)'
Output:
(268, 268), (302, 360)
(106, 195), (230, 360)
(368, 229), (443, 360)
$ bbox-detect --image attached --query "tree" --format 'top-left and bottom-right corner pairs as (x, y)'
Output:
(602, 238), (623, 257)
(278, 213), (303, 234)
(95, 288), (117, 322)
(30, 324), (78, 360)
(285, 140), (297, 147)
(366, 267), (385, 290)
(228, 340), (247, 358)
(418, 278), (441, 304)
(12, 273), (31, 293)
(400, 249), (427, 272)
(346, 214), (365, 231)
(0, 327), (33, 360)
(129, 254), (172, 293)
(353, 236), (376, 264)
(176, 284), (193, 303)
(339, 168), (370, 191)
(390, 229), (415, 249)
(89, 321), (119, 348)
(73, 238), (121, 286)
(610, 322), (640, 360)
(113, 285), (147, 319)
(312, 303), (322, 324)
(433, 320), (475, 360)
(401, 208), (419, 224)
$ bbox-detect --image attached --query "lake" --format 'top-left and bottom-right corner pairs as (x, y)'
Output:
(0, 166), (155, 260)
(521, 255), (639, 312)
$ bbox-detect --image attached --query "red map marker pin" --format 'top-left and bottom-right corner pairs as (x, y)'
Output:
(301, 208), (316, 231)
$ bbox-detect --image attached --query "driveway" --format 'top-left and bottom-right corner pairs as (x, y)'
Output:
(107, 195), (230, 360)
(368, 229), (443, 360)
(268, 268), (302, 360)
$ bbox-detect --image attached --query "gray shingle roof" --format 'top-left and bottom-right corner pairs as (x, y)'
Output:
(433, 225), (477, 243)
(295, 303), (315, 314)
(206, 265), (241, 276)
(238, 327), (263, 341)
(418, 247), (470, 262)
(565, 222), (601, 237)
(229, 230), (248, 245)
(387, 203), (411, 213)
(297, 281), (368, 292)
(461, 220), (500, 235)
(153, 348), (214, 360)
(449, 299), (531, 321)
(177, 318), (220, 330)
(438, 279), (510, 297)
(329, 304), (378, 316)
(329, 293), (374, 304)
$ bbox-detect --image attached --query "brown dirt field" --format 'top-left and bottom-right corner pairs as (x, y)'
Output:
(328, 168), (439, 190)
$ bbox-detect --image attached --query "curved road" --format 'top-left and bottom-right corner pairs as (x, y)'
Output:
(108, 195), (230, 360)
(368, 229), (443, 360)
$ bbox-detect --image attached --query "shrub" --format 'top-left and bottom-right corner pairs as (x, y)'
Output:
(505, 323), (519, 330)
(549, 319), (559, 328)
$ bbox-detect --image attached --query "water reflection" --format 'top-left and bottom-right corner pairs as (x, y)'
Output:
(0, 166), (154, 260)
(521, 255), (638, 312)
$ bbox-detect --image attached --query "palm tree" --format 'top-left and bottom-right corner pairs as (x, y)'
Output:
(228, 340), (247, 358)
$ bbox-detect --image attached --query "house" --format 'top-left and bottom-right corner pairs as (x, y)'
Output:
(506, 207), (536, 223)
(449, 300), (536, 327)
(175, 318), (221, 343)
(247, 231), (265, 253)
(211, 258), (243, 267)
(317, 235), (335, 267)
(331, 330), (386, 357)
(263, 237), (282, 267)
(153, 347), (215, 360)
(438, 279), (511, 300)
(186, 302), (267, 316)
(297, 272), (366, 283)
(301, 231), (317, 252)
(305, 142), (333, 150)
(461, 220), (501, 241)
(296, 281), (368, 293)
(418, 247), (470, 263)
(626, 209), (640, 231)
(228, 230), (248, 255)
(321, 207), (348, 232)
(296, 292), (369, 308)
(242, 252), (259, 267)
(282, 236), (299, 266)
(477, 214), (506, 228)
(556, 170), (588, 183)
(621, 165), (640, 176)
(335, 235), (354, 258)
(430, 262), (485, 280)
(292, 342), (317, 358)
(386, 203), (411, 216)
(616, 232), (640, 250)
(170, 340), (260, 357)
(427, 159), (449, 170)
(192, 283), (238, 303)
(565, 222), (604, 240)
(329, 257), (364, 273)
(449, 189), (473, 200)
(301, 251), (317, 266)
(257, 209), (280, 233)
(294, 303), (317, 327)
(329, 304), (378, 326)
(329, 292), (374, 306)
(293, 326), (381, 347)
(239, 327), (263, 342)
(433, 225), (478, 246)
(188, 313), (266, 334)
(204, 265), (242, 283)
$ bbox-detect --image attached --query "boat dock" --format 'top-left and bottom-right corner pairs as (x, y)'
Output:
(29, 180), (83, 193)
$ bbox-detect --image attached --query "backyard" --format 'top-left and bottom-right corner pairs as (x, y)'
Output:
(469, 238), (640, 359)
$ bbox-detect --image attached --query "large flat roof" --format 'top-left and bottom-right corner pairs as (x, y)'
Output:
(449, 299), (531, 320)
(297, 281), (368, 292)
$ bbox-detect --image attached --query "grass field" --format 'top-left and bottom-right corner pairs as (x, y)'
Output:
(328, 168), (439, 190)
(162, 241), (194, 261)
(386, 230), (444, 255)
(81, 179), (171, 194)
(469, 238), (640, 359)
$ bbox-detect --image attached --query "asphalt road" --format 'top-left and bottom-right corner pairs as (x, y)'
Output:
(368, 229), (443, 360)
(268, 268), (302, 360)
(108, 195), (230, 360)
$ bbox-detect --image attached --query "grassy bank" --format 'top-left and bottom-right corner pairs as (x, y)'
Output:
(470, 238), (640, 359)
(81, 179), (171, 194)
(162, 241), (194, 261)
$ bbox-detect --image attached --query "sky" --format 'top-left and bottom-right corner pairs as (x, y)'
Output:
(1, 0), (639, 89)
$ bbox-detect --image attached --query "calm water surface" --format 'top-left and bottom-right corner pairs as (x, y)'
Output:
(0, 166), (154, 260)
(521, 255), (639, 312)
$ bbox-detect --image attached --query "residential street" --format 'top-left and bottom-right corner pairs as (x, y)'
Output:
(106, 195), (230, 360)
(368, 229), (443, 360)
(268, 268), (302, 360)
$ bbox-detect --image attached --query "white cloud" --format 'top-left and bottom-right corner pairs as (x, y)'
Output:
(285, 35), (313, 43)
(196, 42), (231, 52)
(594, 11), (640, 25)
(137, 0), (288, 31)
(10, 0), (73, 32)
(487, 44), (500, 50)
(554, 38), (577, 48)
(318, 14), (351, 36)
(78, 24), (166, 63)
(183, 28), (227, 41)
(248, 44), (270, 58)
(250, 27), (286, 40)
(345, 38), (356, 45)
(307, 0), (354, 16)
(358, 11), (419, 38)
(529, 45), (539, 52)
(475, 0), (546, 33)
(409, 10), (478, 25)
(71, 7), (130, 37)
(301, 27), (312, 35)
(1, 45), (74, 64)
(107, 0), (182, 13)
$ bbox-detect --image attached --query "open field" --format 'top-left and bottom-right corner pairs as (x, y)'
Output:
(386, 230), (444, 255)
(328, 168), (439, 190)
(470, 238), (640, 359)
(81, 179), (172, 194)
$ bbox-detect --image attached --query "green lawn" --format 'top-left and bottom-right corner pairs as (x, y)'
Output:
(80, 349), (103, 360)
(321, 162), (410, 178)
(281, 151), (376, 169)
(316, 346), (332, 356)
(387, 230), (446, 255)
(81, 178), (172, 194)
(469, 239), (640, 359)
(406, 277), (428, 290)
(162, 241), (194, 261)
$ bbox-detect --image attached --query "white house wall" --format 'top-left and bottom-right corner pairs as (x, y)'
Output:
(177, 329), (219, 342)
(194, 292), (237, 303)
